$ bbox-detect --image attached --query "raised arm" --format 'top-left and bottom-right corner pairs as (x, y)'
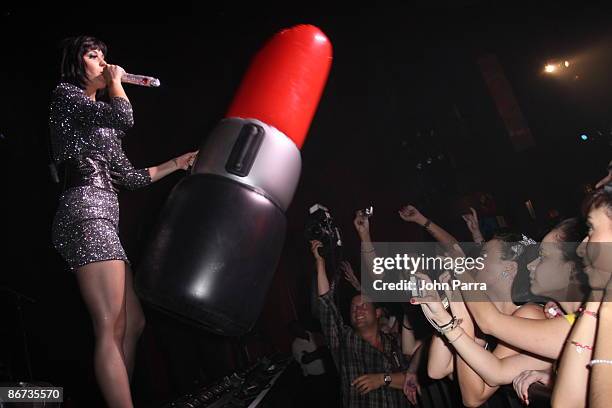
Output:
(462, 207), (485, 244)
(399, 205), (464, 258)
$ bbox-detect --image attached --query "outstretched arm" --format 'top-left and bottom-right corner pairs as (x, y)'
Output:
(460, 273), (572, 359)
(399, 205), (464, 258)
(148, 151), (198, 182)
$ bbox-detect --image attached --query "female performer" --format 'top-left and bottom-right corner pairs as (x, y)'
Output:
(50, 36), (197, 407)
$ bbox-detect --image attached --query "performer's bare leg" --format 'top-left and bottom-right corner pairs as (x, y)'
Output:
(76, 260), (133, 408)
(123, 264), (146, 380)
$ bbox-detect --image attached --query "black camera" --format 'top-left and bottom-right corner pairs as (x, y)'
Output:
(305, 203), (342, 258)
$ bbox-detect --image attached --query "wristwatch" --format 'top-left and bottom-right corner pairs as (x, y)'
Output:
(383, 374), (392, 387)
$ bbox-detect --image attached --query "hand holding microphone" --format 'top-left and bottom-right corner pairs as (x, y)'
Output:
(103, 64), (161, 87)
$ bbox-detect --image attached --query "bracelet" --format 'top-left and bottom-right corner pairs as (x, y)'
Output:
(588, 359), (612, 367)
(423, 219), (432, 229)
(426, 314), (462, 334)
(568, 340), (593, 354)
(577, 307), (599, 318)
(447, 329), (464, 344)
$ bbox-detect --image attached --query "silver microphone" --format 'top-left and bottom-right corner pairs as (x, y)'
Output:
(121, 73), (161, 87)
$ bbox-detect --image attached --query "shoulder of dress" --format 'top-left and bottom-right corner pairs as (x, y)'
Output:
(52, 82), (85, 97)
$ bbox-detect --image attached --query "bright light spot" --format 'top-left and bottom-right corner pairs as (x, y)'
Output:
(544, 64), (557, 73)
(314, 33), (327, 43)
(564, 60), (570, 67)
(580, 134), (588, 141)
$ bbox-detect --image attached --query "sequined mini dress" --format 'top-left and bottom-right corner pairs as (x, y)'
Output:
(49, 82), (152, 269)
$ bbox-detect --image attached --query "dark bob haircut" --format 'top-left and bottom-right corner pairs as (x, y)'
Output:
(60, 36), (107, 89)
(582, 188), (612, 219)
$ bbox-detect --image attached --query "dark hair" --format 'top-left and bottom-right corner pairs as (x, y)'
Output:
(60, 36), (107, 89)
(491, 229), (537, 303)
(582, 189), (612, 219)
(552, 218), (589, 300)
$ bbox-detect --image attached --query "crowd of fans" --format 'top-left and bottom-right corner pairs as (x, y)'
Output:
(289, 163), (612, 407)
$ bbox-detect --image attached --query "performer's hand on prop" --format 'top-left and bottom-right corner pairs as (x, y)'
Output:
(173, 151), (199, 170)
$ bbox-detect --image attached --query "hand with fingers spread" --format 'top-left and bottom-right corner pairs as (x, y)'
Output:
(403, 371), (420, 405)
(340, 261), (361, 291)
(512, 369), (551, 406)
(351, 374), (384, 395)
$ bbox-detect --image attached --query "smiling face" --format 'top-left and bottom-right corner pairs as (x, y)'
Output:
(82, 48), (107, 90)
(528, 231), (573, 296)
(350, 295), (380, 330)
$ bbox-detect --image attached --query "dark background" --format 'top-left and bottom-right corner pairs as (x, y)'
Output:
(1, 2), (611, 406)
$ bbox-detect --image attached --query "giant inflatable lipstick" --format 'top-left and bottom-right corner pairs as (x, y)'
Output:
(136, 25), (332, 336)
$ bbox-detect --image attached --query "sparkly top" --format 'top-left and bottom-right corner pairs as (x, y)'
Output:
(49, 82), (152, 191)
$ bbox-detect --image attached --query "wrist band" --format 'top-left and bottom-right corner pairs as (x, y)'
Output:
(588, 359), (612, 367)
(423, 219), (432, 229)
(568, 340), (593, 354)
(426, 313), (462, 334)
(447, 330), (464, 344)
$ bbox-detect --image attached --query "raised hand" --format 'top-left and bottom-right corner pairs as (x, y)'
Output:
(462, 207), (484, 242)
(353, 210), (370, 237)
(340, 261), (361, 290)
(310, 240), (324, 263)
(399, 205), (427, 225)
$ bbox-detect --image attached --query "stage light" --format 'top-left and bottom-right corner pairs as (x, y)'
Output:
(564, 60), (570, 67)
(544, 64), (557, 73)
(580, 134), (589, 141)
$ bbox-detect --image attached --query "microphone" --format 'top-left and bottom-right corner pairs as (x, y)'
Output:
(121, 73), (160, 87)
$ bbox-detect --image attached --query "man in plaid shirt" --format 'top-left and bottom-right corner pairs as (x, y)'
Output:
(311, 240), (409, 408)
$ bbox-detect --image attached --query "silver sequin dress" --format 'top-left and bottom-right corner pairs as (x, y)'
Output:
(50, 82), (152, 269)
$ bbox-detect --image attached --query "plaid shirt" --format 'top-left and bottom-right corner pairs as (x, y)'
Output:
(319, 289), (409, 408)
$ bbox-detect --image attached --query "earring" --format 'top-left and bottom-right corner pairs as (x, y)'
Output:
(501, 268), (511, 279)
